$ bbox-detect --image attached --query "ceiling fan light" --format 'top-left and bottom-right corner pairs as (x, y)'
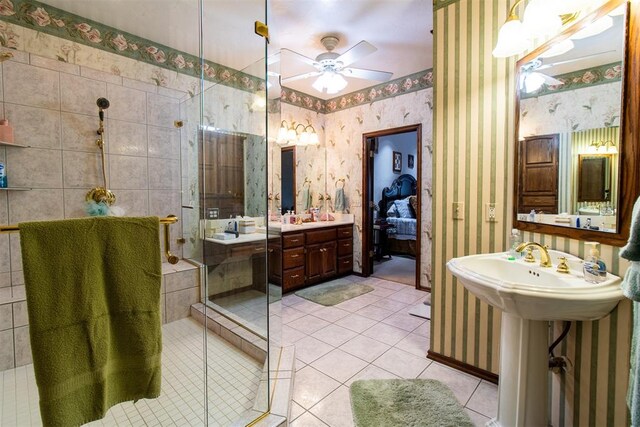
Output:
(524, 72), (546, 93)
(539, 39), (574, 58)
(492, 18), (530, 58)
(571, 15), (613, 40)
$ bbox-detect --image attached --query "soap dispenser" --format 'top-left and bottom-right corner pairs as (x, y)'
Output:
(508, 228), (521, 260)
(583, 242), (607, 283)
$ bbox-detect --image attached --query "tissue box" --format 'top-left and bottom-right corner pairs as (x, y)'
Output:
(238, 219), (256, 234)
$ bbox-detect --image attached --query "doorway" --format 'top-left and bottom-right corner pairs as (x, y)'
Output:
(362, 124), (423, 289)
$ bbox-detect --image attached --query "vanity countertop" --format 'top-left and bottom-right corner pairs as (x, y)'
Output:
(267, 215), (354, 233)
(204, 233), (266, 245)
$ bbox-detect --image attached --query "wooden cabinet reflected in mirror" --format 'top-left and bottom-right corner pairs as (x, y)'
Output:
(513, 0), (640, 246)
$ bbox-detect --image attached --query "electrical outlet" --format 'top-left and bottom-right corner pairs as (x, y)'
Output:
(206, 208), (219, 219)
(486, 203), (497, 222)
(453, 202), (464, 220)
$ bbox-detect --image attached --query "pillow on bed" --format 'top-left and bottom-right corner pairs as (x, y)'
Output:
(386, 203), (398, 217)
(408, 195), (418, 216)
(395, 198), (414, 218)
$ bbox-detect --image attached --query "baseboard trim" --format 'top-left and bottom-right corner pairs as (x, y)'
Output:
(427, 350), (499, 384)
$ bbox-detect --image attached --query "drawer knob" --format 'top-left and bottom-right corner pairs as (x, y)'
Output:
(291, 254), (299, 258)
(290, 239), (299, 243)
(343, 260), (350, 264)
(343, 243), (350, 247)
(291, 274), (300, 278)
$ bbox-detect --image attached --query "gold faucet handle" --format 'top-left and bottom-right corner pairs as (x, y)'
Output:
(523, 247), (536, 263)
(556, 257), (570, 274)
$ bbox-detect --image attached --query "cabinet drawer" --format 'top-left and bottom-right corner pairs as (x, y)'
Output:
(337, 226), (353, 239)
(231, 242), (265, 258)
(338, 256), (353, 274)
(283, 247), (304, 269)
(283, 233), (305, 248)
(283, 266), (305, 290)
(306, 228), (337, 244)
(338, 239), (353, 256)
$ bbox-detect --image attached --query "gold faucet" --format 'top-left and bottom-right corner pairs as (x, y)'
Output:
(515, 242), (552, 267)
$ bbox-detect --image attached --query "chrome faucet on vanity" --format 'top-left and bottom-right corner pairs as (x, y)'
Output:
(515, 241), (552, 267)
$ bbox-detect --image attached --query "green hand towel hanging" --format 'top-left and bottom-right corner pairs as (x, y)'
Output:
(19, 216), (163, 427)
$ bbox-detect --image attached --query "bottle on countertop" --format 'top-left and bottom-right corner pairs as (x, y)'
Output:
(583, 242), (607, 283)
(529, 209), (536, 222)
(508, 228), (521, 260)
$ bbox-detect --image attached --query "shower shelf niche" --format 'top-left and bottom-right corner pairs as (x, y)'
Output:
(1, 140), (32, 190)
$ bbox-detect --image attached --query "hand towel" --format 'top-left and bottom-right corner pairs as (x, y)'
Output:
(622, 262), (640, 302)
(621, 196), (640, 261)
(19, 216), (162, 427)
(630, 303), (640, 427)
(334, 188), (346, 213)
(302, 188), (312, 211)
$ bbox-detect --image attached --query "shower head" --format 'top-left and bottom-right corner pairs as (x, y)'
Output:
(97, 98), (110, 121)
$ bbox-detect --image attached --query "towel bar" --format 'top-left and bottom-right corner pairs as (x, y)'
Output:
(0, 215), (181, 264)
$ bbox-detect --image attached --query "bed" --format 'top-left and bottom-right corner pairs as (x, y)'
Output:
(377, 174), (418, 257)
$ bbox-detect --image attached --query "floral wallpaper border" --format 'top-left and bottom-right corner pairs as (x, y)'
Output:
(521, 61), (622, 99)
(281, 69), (434, 114)
(0, 0), (266, 94)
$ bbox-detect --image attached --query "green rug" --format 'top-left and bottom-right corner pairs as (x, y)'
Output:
(294, 279), (374, 306)
(350, 379), (473, 427)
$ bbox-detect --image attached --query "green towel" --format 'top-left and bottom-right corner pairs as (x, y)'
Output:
(19, 216), (163, 427)
(621, 196), (640, 262)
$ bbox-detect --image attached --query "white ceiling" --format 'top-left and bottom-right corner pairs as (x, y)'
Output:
(40, 0), (433, 99)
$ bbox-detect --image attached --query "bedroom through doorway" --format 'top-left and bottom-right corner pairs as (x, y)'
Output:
(362, 125), (422, 289)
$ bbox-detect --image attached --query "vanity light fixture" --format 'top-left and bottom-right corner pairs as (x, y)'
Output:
(276, 120), (319, 146)
(493, 0), (581, 58)
(589, 139), (617, 153)
(571, 14), (613, 39)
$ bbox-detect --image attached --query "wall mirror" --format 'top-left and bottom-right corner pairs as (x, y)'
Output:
(513, 0), (640, 245)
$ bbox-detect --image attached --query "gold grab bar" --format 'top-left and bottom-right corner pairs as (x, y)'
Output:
(0, 215), (180, 264)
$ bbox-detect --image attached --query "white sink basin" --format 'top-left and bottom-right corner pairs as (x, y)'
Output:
(447, 250), (623, 426)
(447, 251), (622, 321)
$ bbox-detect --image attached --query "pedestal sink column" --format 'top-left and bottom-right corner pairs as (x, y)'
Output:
(489, 312), (549, 427)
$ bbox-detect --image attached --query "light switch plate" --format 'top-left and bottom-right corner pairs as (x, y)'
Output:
(206, 208), (219, 219)
(486, 203), (497, 222)
(453, 202), (464, 220)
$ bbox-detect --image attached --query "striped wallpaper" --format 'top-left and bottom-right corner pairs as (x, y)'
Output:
(431, 1), (632, 425)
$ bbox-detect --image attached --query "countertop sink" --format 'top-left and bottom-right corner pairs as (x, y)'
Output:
(446, 251), (623, 321)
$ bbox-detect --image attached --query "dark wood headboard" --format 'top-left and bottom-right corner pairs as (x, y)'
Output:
(379, 174), (417, 217)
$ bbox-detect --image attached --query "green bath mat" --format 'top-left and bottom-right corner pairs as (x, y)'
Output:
(350, 379), (473, 427)
(295, 280), (374, 306)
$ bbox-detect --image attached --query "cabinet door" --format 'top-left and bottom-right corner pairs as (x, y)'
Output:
(321, 241), (337, 279)
(268, 238), (282, 285)
(306, 244), (323, 284)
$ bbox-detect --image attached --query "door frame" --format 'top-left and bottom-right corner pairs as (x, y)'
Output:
(361, 124), (424, 290)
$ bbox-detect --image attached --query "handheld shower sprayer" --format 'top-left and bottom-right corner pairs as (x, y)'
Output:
(96, 97), (110, 128)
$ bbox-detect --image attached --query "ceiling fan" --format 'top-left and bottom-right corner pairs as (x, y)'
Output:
(281, 36), (393, 94)
(519, 50), (614, 94)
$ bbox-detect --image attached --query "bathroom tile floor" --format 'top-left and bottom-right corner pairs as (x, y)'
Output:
(284, 275), (498, 427)
(0, 317), (263, 426)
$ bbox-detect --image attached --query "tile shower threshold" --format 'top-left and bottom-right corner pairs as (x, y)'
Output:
(190, 303), (295, 426)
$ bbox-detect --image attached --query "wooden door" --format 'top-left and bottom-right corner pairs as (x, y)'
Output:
(305, 244), (323, 284)
(321, 241), (337, 279)
(518, 134), (559, 214)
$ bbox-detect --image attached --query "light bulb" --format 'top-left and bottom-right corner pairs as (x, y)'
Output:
(493, 19), (530, 58)
(571, 15), (613, 40)
(523, 0), (562, 39)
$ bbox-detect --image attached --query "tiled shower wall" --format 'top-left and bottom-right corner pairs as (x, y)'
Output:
(0, 49), (194, 370)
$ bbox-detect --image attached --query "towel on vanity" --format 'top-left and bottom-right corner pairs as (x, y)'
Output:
(334, 188), (346, 213)
(302, 188), (312, 211)
(621, 196), (640, 262)
(19, 216), (162, 427)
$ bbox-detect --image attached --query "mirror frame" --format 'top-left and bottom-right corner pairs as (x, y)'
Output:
(513, 0), (640, 246)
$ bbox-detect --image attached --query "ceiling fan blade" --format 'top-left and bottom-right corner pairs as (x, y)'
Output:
(341, 67), (393, 82)
(336, 40), (377, 67)
(541, 74), (564, 86)
(281, 71), (322, 84)
(537, 50), (615, 70)
(281, 48), (319, 68)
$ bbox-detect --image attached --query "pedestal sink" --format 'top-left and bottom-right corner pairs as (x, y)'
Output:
(447, 250), (623, 427)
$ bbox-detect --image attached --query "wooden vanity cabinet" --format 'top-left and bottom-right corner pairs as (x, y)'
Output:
(275, 224), (353, 293)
